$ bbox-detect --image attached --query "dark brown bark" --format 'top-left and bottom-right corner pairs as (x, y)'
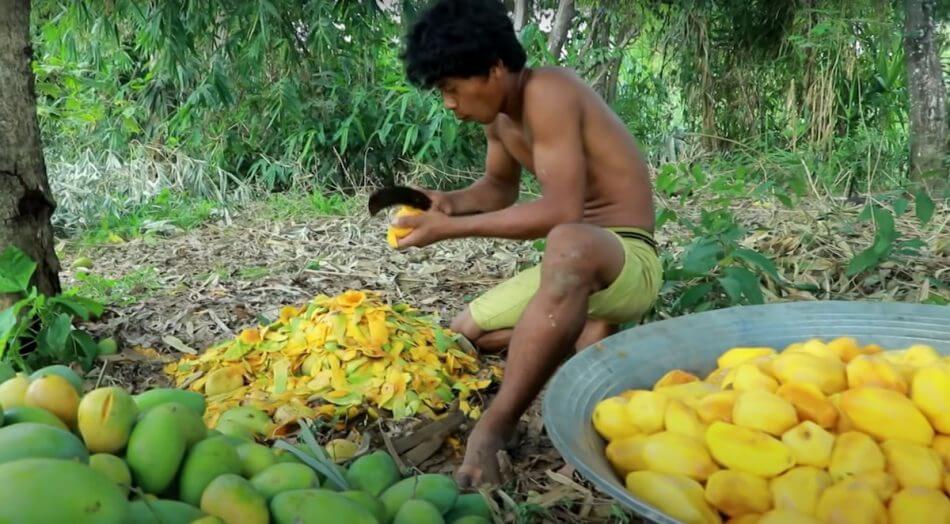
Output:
(0, 0), (62, 297)
(513, 0), (532, 32)
(903, 0), (946, 187)
(547, 0), (575, 59)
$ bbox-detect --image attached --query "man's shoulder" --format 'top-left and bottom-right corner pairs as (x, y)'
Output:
(522, 67), (586, 119)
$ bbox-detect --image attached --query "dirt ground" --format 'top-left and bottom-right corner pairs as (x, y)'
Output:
(56, 193), (948, 523)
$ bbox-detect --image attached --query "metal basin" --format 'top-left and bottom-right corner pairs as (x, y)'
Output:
(541, 300), (950, 523)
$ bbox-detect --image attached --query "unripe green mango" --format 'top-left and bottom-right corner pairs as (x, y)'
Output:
(178, 436), (242, 506)
(2, 405), (69, 430)
(249, 462), (320, 500)
(269, 489), (377, 524)
(346, 450), (401, 496)
(394, 499), (445, 524)
(380, 474), (459, 521)
(133, 388), (206, 416)
(0, 422), (88, 464)
(88, 453), (132, 496)
(127, 499), (205, 524)
(0, 457), (129, 523)
(200, 474), (269, 524)
(125, 404), (187, 494)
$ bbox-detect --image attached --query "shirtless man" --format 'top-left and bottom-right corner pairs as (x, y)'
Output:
(395, 0), (662, 489)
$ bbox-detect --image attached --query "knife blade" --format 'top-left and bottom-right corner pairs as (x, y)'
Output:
(367, 186), (433, 216)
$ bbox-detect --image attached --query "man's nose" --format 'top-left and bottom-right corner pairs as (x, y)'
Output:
(443, 96), (457, 110)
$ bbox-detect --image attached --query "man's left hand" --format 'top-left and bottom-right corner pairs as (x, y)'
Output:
(393, 209), (454, 249)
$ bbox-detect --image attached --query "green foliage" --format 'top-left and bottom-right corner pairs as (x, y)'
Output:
(78, 188), (218, 245)
(69, 267), (160, 307)
(0, 247), (105, 372)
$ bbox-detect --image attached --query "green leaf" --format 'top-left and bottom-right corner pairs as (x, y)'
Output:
(915, 189), (935, 225)
(732, 249), (782, 284)
(37, 313), (73, 359)
(717, 275), (744, 304)
(724, 266), (765, 305)
(892, 197), (909, 216)
(846, 247), (883, 276)
(49, 295), (105, 321)
(0, 308), (17, 355)
(0, 247), (37, 294)
(675, 282), (714, 310)
(680, 238), (720, 276)
(433, 330), (452, 354)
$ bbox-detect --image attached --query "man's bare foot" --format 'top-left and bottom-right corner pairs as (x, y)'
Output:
(454, 419), (512, 490)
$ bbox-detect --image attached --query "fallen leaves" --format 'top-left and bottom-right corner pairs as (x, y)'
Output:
(164, 290), (498, 431)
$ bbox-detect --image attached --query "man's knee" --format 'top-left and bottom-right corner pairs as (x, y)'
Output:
(451, 307), (484, 341)
(540, 224), (600, 294)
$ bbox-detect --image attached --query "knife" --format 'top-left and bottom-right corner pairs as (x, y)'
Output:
(367, 186), (433, 216)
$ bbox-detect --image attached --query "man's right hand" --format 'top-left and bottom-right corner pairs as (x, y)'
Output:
(420, 188), (454, 215)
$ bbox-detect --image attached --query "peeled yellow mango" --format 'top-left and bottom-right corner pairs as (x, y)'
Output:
(664, 399), (707, 442)
(780, 421), (834, 469)
(387, 206), (424, 248)
(775, 383), (837, 429)
(845, 355), (908, 393)
(932, 435), (950, 469)
(605, 434), (649, 475)
(888, 487), (950, 524)
(642, 431), (719, 481)
(655, 381), (718, 409)
(705, 422), (795, 478)
(757, 510), (821, 524)
(945, 472), (950, 496)
(624, 471), (722, 524)
(726, 515), (762, 524)
(884, 344), (942, 368)
(705, 367), (733, 388)
(787, 339), (839, 362)
(911, 362), (950, 434)
(842, 471), (898, 501)
(827, 393), (855, 433)
(840, 386), (934, 445)
(653, 369), (700, 389)
(625, 391), (668, 434)
(697, 391), (738, 425)
(592, 396), (639, 441)
(770, 352), (847, 395)
(733, 365), (779, 393)
(769, 466), (831, 516)
(718, 347), (776, 369)
(881, 439), (943, 490)
(828, 431), (885, 482)
(815, 481), (887, 524)
(705, 470), (772, 517)
(826, 337), (868, 363)
(733, 390), (798, 436)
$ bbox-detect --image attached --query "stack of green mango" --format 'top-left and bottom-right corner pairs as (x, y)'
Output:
(0, 367), (493, 524)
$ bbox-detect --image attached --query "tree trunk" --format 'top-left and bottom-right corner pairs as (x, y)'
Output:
(513, 0), (532, 32)
(547, 0), (575, 59)
(0, 0), (62, 298)
(903, 0), (946, 188)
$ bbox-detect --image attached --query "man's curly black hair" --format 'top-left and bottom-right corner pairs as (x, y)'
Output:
(402, 0), (527, 89)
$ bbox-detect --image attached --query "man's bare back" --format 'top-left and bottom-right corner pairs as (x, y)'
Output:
(487, 66), (655, 233)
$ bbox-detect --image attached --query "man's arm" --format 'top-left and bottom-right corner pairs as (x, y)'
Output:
(436, 125), (521, 215)
(445, 80), (586, 240)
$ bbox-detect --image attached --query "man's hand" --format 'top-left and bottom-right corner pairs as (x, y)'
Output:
(392, 209), (454, 249)
(418, 188), (454, 215)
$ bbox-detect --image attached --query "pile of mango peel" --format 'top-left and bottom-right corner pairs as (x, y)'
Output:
(165, 290), (498, 435)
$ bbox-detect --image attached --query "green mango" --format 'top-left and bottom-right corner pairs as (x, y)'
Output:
(178, 436), (242, 506)
(2, 405), (69, 430)
(380, 474), (459, 521)
(444, 493), (492, 521)
(190, 517), (224, 524)
(199, 474), (269, 524)
(450, 517), (490, 524)
(88, 453), (132, 496)
(30, 364), (84, 395)
(340, 490), (387, 524)
(125, 404), (187, 494)
(127, 499), (205, 524)
(213, 419), (256, 441)
(0, 457), (129, 523)
(269, 489), (377, 524)
(216, 406), (276, 438)
(250, 462), (320, 501)
(394, 499), (445, 524)
(153, 401), (206, 447)
(346, 450), (401, 496)
(0, 422), (88, 464)
(236, 441), (277, 478)
(133, 388), (206, 416)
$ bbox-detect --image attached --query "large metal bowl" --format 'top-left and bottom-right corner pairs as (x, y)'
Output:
(541, 300), (950, 523)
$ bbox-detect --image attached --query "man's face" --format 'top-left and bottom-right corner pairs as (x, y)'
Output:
(437, 69), (504, 125)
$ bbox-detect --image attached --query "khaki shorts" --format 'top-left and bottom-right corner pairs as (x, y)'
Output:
(469, 226), (663, 331)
